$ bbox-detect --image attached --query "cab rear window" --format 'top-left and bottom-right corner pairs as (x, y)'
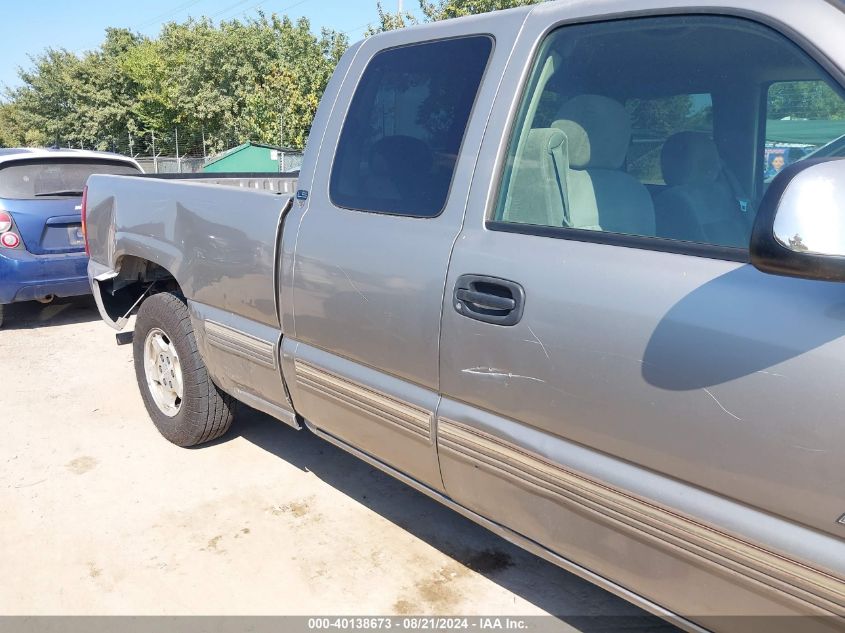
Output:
(0, 159), (140, 199)
(330, 36), (492, 217)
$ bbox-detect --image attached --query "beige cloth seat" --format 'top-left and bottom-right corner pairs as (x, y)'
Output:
(502, 94), (654, 237)
(501, 127), (570, 227)
(551, 94), (655, 236)
(654, 132), (749, 247)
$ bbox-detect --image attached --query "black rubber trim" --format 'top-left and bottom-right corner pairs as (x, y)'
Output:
(749, 157), (845, 281)
(273, 196), (294, 327)
(486, 221), (750, 263)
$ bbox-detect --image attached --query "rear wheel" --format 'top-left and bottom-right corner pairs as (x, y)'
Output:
(133, 292), (234, 446)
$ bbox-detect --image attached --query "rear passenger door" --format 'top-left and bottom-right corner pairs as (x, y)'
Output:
(438, 10), (845, 624)
(282, 21), (515, 491)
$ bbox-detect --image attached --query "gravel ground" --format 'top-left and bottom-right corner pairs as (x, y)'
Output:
(0, 297), (676, 631)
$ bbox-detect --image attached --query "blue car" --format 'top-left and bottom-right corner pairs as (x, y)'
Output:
(0, 148), (142, 327)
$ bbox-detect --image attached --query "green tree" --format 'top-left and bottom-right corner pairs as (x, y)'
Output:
(9, 48), (81, 147)
(368, 0), (544, 34)
(420, 0), (544, 20)
(3, 28), (148, 150)
(626, 95), (696, 137)
(767, 81), (845, 120)
(366, 3), (418, 35)
(0, 102), (41, 146)
(133, 14), (346, 152)
(2, 13), (347, 152)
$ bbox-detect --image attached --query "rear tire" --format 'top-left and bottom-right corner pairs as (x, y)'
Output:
(133, 292), (234, 447)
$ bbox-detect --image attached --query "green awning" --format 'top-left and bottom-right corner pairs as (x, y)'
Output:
(766, 119), (845, 145)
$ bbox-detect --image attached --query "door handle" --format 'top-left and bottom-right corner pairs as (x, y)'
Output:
(453, 274), (525, 326)
(455, 288), (515, 312)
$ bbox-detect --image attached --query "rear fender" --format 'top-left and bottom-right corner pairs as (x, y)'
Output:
(89, 255), (179, 330)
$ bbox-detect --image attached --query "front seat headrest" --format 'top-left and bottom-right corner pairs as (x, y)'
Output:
(661, 132), (721, 186)
(552, 94), (631, 170)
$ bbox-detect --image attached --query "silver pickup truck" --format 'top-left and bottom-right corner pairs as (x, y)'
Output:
(84, 1), (845, 630)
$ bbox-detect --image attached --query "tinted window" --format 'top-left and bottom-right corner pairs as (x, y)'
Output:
(493, 16), (845, 251)
(0, 158), (140, 199)
(330, 36), (492, 217)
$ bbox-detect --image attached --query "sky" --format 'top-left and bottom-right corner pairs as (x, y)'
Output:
(0, 0), (414, 92)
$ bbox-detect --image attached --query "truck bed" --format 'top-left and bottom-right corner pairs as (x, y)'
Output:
(84, 173), (294, 329)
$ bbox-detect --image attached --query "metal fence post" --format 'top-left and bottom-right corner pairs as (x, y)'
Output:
(175, 127), (181, 173)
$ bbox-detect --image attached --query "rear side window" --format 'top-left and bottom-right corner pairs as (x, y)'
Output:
(0, 159), (140, 199)
(626, 93), (713, 184)
(330, 36), (492, 217)
(764, 81), (845, 180)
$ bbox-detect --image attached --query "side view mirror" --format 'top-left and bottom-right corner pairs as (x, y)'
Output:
(751, 158), (845, 281)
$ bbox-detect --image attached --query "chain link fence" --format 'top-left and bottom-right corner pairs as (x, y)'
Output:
(63, 128), (303, 174)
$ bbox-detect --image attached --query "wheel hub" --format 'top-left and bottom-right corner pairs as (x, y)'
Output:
(143, 328), (184, 417)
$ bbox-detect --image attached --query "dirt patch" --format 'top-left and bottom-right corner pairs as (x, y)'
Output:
(413, 563), (469, 611)
(66, 456), (98, 475)
(392, 598), (417, 615)
(268, 497), (312, 518)
(393, 554), (511, 614)
(204, 535), (224, 554)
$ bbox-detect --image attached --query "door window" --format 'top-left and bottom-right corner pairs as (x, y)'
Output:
(492, 15), (845, 251)
(330, 36), (492, 218)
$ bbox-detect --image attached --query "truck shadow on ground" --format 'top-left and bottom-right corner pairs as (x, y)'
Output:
(217, 405), (679, 632)
(1, 296), (101, 331)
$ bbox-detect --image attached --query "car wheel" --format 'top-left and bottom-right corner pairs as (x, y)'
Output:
(133, 292), (234, 447)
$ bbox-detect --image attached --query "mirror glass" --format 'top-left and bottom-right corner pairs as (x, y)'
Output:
(773, 161), (845, 256)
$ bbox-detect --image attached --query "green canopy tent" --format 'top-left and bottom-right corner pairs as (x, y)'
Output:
(766, 119), (845, 146)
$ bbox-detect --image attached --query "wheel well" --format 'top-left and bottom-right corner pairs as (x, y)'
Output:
(96, 256), (181, 324)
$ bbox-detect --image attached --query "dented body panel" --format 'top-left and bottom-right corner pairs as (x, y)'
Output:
(85, 174), (296, 425)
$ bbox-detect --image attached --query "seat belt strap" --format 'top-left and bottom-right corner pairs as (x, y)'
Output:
(550, 135), (572, 228)
(720, 159), (753, 219)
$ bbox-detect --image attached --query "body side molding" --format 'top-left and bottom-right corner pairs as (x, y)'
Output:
(205, 320), (277, 369)
(295, 359), (432, 442)
(439, 418), (845, 616)
(304, 418), (707, 633)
